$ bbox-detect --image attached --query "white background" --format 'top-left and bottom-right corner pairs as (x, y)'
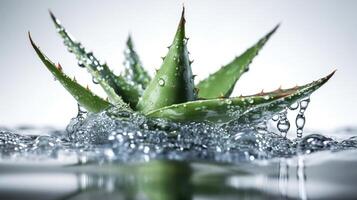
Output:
(0, 0), (356, 131)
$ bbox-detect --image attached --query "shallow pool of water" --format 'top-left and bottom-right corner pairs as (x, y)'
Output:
(1, 150), (357, 200)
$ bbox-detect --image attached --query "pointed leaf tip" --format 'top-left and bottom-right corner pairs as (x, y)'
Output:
(175, 6), (186, 41)
(28, 32), (35, 46)
(123, 35), (151, 90)
(197, 24), (280, 99)
(126, 34), (133, 47)
(49, 10), (55, 20)
(48, 10), (60, 26)
(147, 71), (335, 123)
(136, 8), (195, 113)
(29, 35), (111, 113)
(327, 69), (336, 80)
(180, 6), (185, 23)
(49, 13), (139, 107)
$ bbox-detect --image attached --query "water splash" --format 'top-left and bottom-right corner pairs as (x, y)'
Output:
(296, 98), (310, 138)
(1, 97), (356, 164)
(1, 103), (357, 165)
(276, 109), (290, 138)
(272, 98), (311, 139)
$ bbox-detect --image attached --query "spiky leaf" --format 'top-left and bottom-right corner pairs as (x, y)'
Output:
(147, 71), (335, 123)
(123, 35), (151, 89)
(136, 9), (196, 113)
(196, 24), (279, 99)
(29, 34), (112, 113)
(49, 11), (140, 107)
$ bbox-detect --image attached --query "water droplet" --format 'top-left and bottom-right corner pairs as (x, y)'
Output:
(299, 98), (310, 113)
(77, 104), (87, 119)
(104, 148), (115, 159)
(225, 99), (232, 105)
(92, 77), (99, 84)
(277, 120), (290, 137)
(294, 98), (311, 138)
(78, 61), (86, 68)
(296, 113), (306, 138)
(297, 134), (337, 154)
(272, 115), (279, 121)
(289, 102), (299, 110)
(276, 109), (290, 137)
(143, 146), (150, 153)
(97, 65), (104, 71)
(158, 78), (165, 86)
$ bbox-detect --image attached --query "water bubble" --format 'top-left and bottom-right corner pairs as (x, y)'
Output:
(272, 115), (279, 121)
(0, 100), (356, 165)
(225, 99), (232, 105)
(56, 27), (64, 32)
(104, 148), (115, 159)
(97, 65), (104, 71)
(92, 77), (99, 84)
(296, 114), (305, 138)
(158, 78), (165, 86)
(143, 146), (150, 154)
(76, 104), (88, 120)
(294, 98), (310, 138)
(289, 102), (299, 110)
(276, 110), (290, 137)
(87, 52), (94, 59)
(299, 98), (310, 113)
(78, 61), (86, 68)
(297, 134), (337, 154)
(277, 120), (290, 137)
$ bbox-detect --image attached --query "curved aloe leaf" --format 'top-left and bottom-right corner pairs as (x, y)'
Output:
(49, 11), (140, 107)
(147, 71), (335, 123)
(123, 35), (151, 89)
(136, 8), (196, 113)
(196, 24), (280, 99)
(237, 71), (335, 124)
(29, 34), (112, 113)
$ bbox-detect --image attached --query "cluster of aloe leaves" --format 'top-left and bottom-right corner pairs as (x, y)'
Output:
(29, 8), (334, 123)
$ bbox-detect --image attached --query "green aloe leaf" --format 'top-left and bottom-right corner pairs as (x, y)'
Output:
(147, 71), (335, 123)
(236, 71), (335, 124)
(29, 33), (112, 113)
(196, 24), (280, 99)
(123, 35), (151, 90)
(136, 8), (196, 113)
(49, 11), (140, 107)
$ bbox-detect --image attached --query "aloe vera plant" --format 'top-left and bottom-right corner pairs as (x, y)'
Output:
(29, 8), (335, 123)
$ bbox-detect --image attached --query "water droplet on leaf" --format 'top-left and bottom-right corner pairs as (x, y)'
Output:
(158, 78), (165, 86)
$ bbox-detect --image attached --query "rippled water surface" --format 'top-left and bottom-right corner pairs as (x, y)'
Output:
(1, 106), (357, 199)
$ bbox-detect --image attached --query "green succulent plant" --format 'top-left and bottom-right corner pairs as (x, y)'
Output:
(29, 8), (335, 123)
